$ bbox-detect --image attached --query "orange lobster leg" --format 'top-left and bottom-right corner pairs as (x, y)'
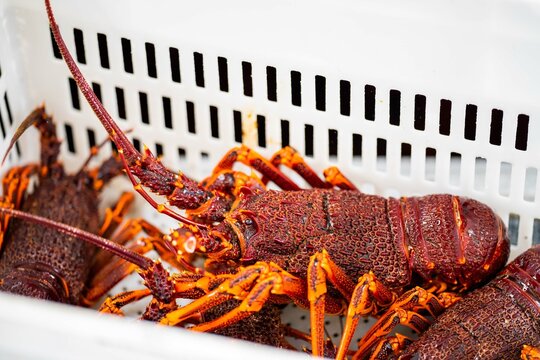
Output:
(0, 165), (36, 249)
(160, 262), (306, 327)
(323, 166), (359, 190)
(366, 333), (413, 360)
(261, 146), (328, 188)
(99, 288), (152, 315)
(522, 345), (540, 360)
(307, 250), (358, 356)
(352, 286), (460, 359)
(99, 192), (135, 238)
(213, 145), (300, 190)
(335, 272), (396, 360)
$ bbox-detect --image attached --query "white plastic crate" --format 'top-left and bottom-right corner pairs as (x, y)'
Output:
(0, 0), (539, 359)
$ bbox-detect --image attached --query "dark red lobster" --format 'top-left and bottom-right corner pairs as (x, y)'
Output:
(395, 245), (540, 360)
(0, 106), (131, 304)
(42, 0), (512, 357)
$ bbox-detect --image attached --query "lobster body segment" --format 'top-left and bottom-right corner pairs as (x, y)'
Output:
(399, 245), (540, 360)
(0, 176), (99, 303)
(234, 190), (508, 290)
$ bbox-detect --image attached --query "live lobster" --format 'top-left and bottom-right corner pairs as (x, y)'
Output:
(43, 0), (513, 357)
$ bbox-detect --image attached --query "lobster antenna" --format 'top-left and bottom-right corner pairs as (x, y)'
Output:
(0, 207), (154, 270)
(46, 0), (209, 229)
(1, 106), (46, 166)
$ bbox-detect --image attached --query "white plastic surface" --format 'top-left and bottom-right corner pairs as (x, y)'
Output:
(0, 0), (539, 358)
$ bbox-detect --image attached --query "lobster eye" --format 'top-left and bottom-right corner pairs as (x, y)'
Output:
(244, 218), (253, 225)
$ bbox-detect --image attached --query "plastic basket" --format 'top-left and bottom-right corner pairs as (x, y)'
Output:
(0, 0), (539, 358)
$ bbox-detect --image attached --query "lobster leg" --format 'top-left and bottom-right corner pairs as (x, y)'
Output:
(212, 145), (300, 190)
(522, 345), (540, 360)
(352, 286), (460, 359)
(323, 166), (358, 190)
(98, 192), (135, 238)
(366, 334), (413, 360)
(0, 165), (36, 249)
(261, 146), (328, 188)
(99, 288), (152, 315)
(160, 262), (306, 326)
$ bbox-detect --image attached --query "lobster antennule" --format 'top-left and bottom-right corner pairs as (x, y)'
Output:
(0, 207), (154, 270)
(45, 0), (212, 215)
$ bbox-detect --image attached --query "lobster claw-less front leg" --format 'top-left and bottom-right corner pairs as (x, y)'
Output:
(522, 345), (540, 360)
(349, 286), (461, 360)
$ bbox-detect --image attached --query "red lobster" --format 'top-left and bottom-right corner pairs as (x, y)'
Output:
(44, 0), (511, 357)
(0, 106), (129, 304)
(396, 245), (540, 360)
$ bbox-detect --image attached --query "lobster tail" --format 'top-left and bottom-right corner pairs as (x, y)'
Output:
(402, 195), (510, 289)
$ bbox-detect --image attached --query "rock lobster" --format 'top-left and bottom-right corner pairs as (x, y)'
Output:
(0, 106), (129, 304)
(43, 0), (512, 357)
(397, 245), (540, 360)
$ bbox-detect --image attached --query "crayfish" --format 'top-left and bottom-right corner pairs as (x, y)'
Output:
(43, 0), (512, 357)
(397, 245), (540, 360)
(0, 106), (128, 304)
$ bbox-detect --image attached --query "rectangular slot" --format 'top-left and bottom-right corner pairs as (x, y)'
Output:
(515, 114), (529, 151)
(73, 29), (86, 64)
(414, 94), (426, 130)
(291, 71), (302, 106)
(155, 143), (164, 157)
(169, 47), (181, 83)
(315, 75), (326, 111)
(0, 109), (6, 138)
(439, 99), (452, 135)
(490, 109), (503, 145)
(121, 38), (134, 74)
(139, 92), (150, 124)
(499, 162), (512, 197)
(449, 152), (462, 187)
(97, 33), (110, 69)
(145, 42), (157, 78)
(464, 104), (477, 140)
(201, 152), (209, 160)
(218, 57), (229, 92)
(3, 93), (12, 125)
(533, 219), (540, 245)
(376, 138), (387, 171)
(400, 143), (411, 176)
(186, 101), (196, 133)
(340, 80), (351, 116)
(281, 119), (290, 147)
(389, 89), (401, 126)
(266, 66), (277, 101)
(474, 157), (487, 190)
(257, 115), (266, 148)
(507, 213), (520, 246)
(425, 148), (436, 181)
(64, 123), (76, 153)
(233, 110), (242, 143)
(91, 82), (102, 102)
(524, 167), (537, 202)
(328, 129), (338, 158)
(178, 148), (187, 159)
(69, 78), (81, 110)
(353, 133), (363, 165)
(242, 61), (253, 97)
(305, 124), (314, 157)
(50, 28), (62, 59)
(364, 85), (375, 121)
(86, 128), (96, 149)
(194, 52), (205, 87)
(210, 106), (219, 138)
(133, 138), (141, 152)
(115, 87), (127, 120)
(162, 97), (173, 129)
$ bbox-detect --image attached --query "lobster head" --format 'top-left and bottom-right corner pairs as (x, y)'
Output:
(403, 194), (510, 290)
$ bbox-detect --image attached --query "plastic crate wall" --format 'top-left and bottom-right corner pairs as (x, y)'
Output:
(0, 0), (539, 358)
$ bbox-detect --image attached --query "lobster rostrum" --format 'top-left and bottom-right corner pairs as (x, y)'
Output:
(46, 0), (510, 357)
(394, 245), (540, 360)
